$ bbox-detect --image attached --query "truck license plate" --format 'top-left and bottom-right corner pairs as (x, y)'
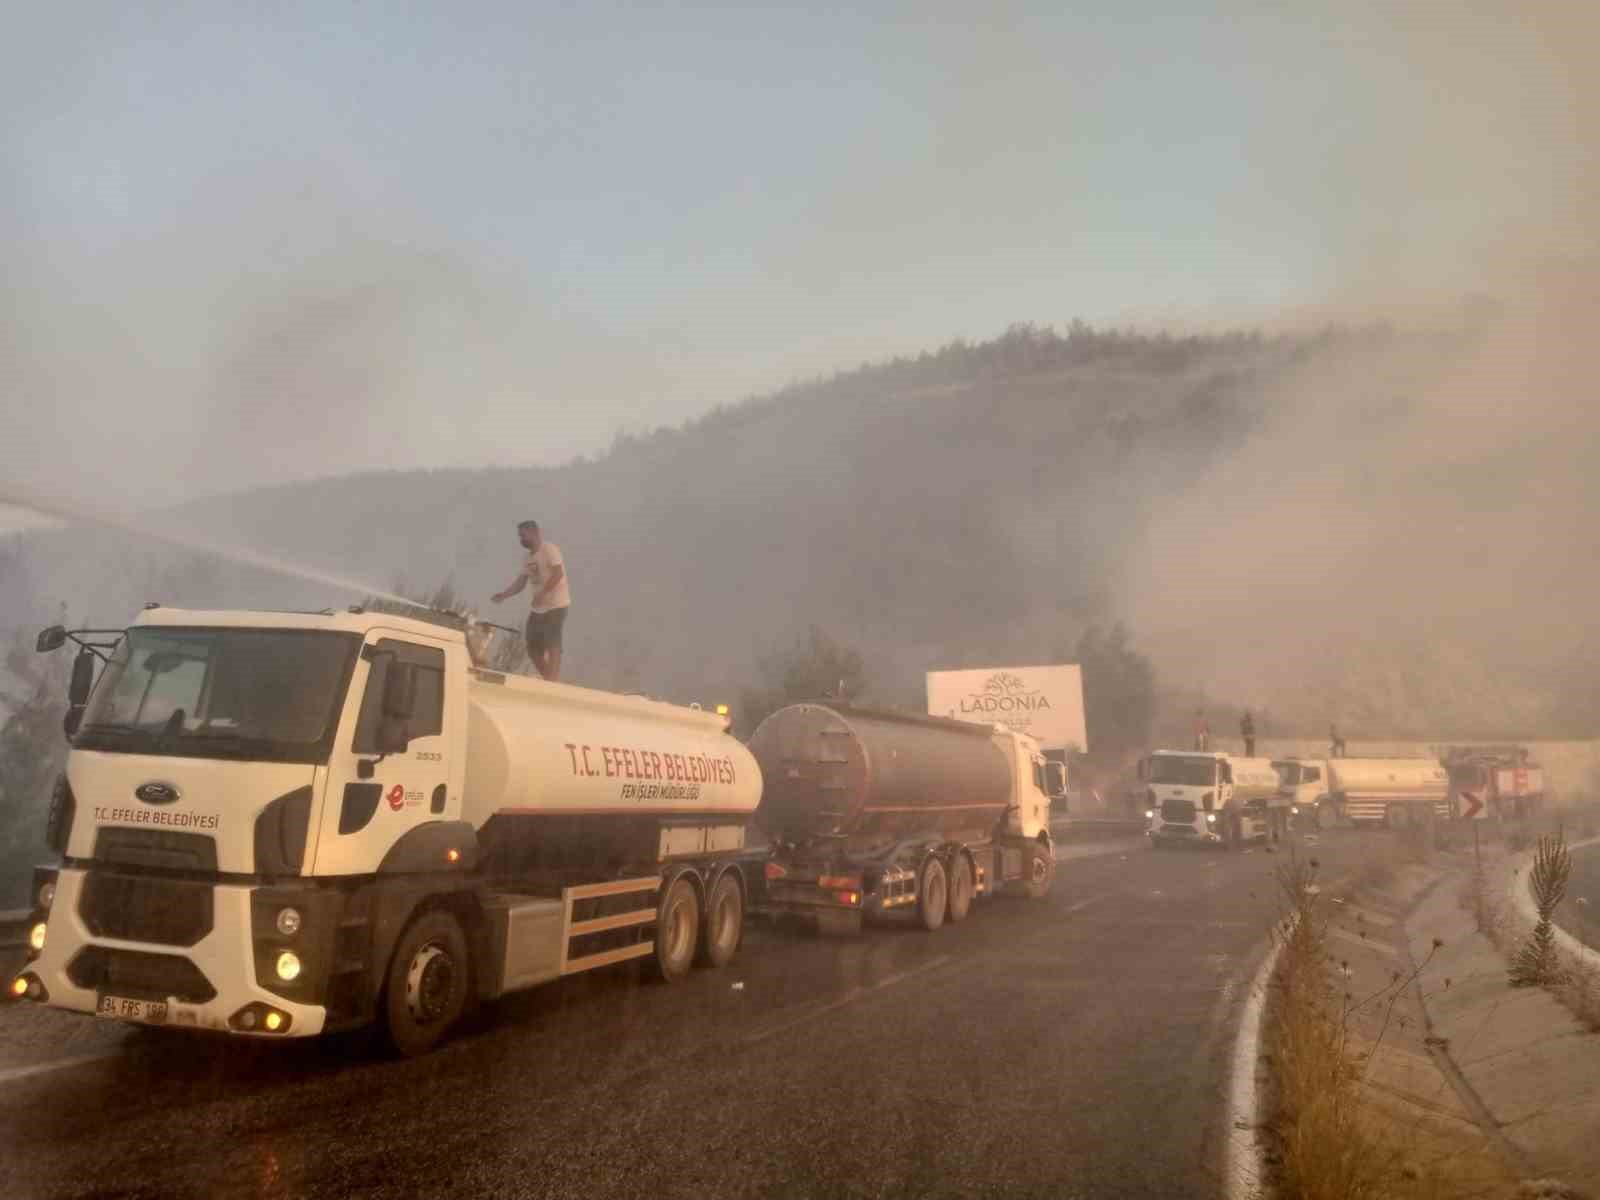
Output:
(96, 994), (169, 1025)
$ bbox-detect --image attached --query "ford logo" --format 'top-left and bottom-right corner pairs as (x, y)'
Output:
(135, 782), (181, 806)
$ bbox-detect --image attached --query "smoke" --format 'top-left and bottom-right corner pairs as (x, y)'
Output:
(1120, 1), (1600, 735)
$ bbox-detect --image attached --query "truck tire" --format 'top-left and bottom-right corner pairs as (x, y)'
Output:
(946, 853), (974, 923)
(383, 909), (471, 1057)
(1316, 800), (1336, 830)
(1023, 841), (1054, 900)
(650, 875), (700, 982)
(695, 872), (743, 968)
(917, 856), (948, 931)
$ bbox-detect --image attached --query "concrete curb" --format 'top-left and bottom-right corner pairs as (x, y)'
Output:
(1224, 871), (1354, 1200)
(1223, 918), (1291, 1200)
(1505, 835), (1600, 962)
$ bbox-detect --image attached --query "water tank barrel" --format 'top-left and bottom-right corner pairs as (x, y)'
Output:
(748, 703), (1013, 846)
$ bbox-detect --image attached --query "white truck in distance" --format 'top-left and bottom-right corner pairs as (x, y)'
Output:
(1140, 751), (1282, 848)
(1272, 757), (1448, 828)
(13, 607), (760, 1054)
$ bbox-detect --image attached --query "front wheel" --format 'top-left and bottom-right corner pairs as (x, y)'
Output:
(383, 909), (471, 1057)
(1023, 841), (1054, 900)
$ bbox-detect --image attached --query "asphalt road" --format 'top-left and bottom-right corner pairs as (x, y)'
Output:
(0, 830), (1392, 1200)
(1560, 839), (1600, 950)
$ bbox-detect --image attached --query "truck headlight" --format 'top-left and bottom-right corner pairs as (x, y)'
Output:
(1291, 806), (1300, 816)
(1145, 809), (1155, 820)
(1206, 813), (1217, 825)
(275, 951), (301, 982)
(28, 923), (47, 953)
(275, 907), (302, 937)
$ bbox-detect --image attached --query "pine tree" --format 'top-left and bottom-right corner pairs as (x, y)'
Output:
(0, 632), (69, 906)
(1509, 833), (1571, 987)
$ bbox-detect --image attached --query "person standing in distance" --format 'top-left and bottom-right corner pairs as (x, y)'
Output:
(491, 520), (571, 681)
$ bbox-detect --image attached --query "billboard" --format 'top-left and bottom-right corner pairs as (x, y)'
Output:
(926, 664), (1087, 752)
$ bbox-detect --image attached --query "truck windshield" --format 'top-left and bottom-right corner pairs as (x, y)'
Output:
(75, 627), (360, 763)
(1146, 756), (1217, 786)
(1273, 761), (1302, 787)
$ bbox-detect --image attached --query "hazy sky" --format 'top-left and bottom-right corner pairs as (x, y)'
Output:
(2, 2), (1592, 511)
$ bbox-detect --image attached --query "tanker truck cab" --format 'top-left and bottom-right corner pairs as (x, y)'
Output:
(1141, 751), (1274, 848)
(1273, 758), (1331, 829)
(16, 607), (760, 1055)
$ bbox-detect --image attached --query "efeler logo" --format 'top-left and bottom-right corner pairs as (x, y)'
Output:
(134, 782), (181, 806)
(958, 672), (1052, 722)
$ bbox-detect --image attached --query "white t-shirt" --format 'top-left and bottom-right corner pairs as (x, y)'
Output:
(523, 542), (571, 613)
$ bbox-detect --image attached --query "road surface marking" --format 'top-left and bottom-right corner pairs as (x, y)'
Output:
(742, 954), (956, 1046)
(1063, 896), (1104, 915)
(0, 1051), (119, 1085)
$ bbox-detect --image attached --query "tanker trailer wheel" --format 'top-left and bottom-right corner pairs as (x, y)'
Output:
(383, 909), (471, 1057)
(917, 856), (948, 931)
(695, 872), (743, 969)
(946, 853), (974, 924)
(1022, 841), (1054, 900)
(650, 875), (701, 982)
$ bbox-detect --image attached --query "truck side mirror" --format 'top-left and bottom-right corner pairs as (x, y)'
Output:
(1135, 759), (1148, 782)
(1219, 763), (1233, 785)
(376, 718), (412, 756)
(375, 661), (417, 755)
(36, 625), (67, 653)
(1045, 761), (1067, 798)
(382, 661), (417, 720)
(68, 649), (96, 708)
(62, 649), (97, 739)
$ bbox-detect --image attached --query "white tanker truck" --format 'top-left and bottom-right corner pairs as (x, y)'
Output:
(10, 607), (761, 1054)
(1140, 751), (1283, 848)
(1272, 757), (1449, 828)
(9, 606), (1062, 1055)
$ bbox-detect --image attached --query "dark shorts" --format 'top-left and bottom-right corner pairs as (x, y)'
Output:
(525, 606), (568, 653)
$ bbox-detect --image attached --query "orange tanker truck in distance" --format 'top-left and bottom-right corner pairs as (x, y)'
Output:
(749, 703), (1063, 933)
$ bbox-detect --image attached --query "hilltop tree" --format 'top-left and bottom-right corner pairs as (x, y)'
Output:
(1067, 623), (1156, 764)
(0, 629), (69, 906)
(736, 626), (867, 737)
(364, 577), (526, 673)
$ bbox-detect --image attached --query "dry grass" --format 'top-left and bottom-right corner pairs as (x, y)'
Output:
(1270, 855), (1516, 1199)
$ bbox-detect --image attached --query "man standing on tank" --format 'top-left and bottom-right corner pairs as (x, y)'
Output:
(491, 520), (571, 681)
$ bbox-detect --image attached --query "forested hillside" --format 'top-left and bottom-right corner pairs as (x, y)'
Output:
(2, 319), (1593, 742)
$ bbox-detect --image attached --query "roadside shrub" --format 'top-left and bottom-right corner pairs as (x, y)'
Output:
(1509, 834), (1571, 988)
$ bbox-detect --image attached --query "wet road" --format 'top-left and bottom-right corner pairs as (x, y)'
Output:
(0, 831), (1389, 1200)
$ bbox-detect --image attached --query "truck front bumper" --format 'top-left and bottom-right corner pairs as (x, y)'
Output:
(1150, 824), (1221, 845)
(15, 867), (329, 1038)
